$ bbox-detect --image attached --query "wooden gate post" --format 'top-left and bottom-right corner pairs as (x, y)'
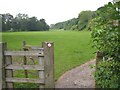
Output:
(42, 42), (54, 88)
(0, 45), (1, 89)
(0, 42), (7, 89)
(0, 42), (5, 89)
(0, 42), (14, 89)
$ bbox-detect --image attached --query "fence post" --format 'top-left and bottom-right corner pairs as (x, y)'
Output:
(22, 41), (28, 78)
(4, 43), (14, 88)
(0, 43), (2, 90)
(0, 42), (14, 89)
(95, 51), (103, 88)
(42, 42), (54, 88)
(0, 42), (5, 89)
(5, 56), (14, 88)
(96, 51), (103, 69)
(0, 42), (7, 89)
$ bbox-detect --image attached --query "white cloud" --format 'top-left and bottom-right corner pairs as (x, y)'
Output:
(0, 0), (110, 25)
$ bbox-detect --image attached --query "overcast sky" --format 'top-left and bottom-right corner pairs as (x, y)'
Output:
(0, 0), (111, 25)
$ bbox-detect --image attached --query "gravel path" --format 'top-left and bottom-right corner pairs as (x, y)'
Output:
(55, 60), (96, 88)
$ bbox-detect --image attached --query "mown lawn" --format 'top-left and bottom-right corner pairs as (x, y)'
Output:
(2, 30), (95, 87)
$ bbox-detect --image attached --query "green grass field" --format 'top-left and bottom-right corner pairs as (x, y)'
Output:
(2, 30), (95, 82)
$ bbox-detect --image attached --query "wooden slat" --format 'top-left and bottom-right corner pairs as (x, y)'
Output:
(38, 57), (44, 78)
(4, 51), (44, 56)
(23, 45), (44, 51)
(5, 65), (44, 70)
(31, 46), (44, 51)
(38, 57), (45, 88)
(6, 78), (45, 84)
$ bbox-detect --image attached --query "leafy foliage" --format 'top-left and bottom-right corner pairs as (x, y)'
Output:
(95, 60), (120, 88)
(91, 2), (120, 61)
(91, 1), (120, 88)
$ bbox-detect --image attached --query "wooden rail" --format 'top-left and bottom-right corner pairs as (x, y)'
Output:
(5, 65), (44, 70)
(4, 51), (44, 56)
(6, 78), (44, 84)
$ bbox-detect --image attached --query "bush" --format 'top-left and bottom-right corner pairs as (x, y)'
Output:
(91, 1), (120, 88)
(95, 60), (120, 88)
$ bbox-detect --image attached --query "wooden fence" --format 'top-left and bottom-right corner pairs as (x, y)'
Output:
(0, 42), (54, 89)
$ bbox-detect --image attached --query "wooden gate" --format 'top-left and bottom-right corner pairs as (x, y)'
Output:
(0, 42), (54, 89)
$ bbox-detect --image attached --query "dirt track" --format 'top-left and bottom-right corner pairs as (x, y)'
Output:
(55, 60), (96, 88)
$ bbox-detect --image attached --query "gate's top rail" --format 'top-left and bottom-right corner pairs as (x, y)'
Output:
(4, 51), (44, 56)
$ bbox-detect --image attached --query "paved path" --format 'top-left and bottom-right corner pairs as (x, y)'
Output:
(55, 60), (96, 88)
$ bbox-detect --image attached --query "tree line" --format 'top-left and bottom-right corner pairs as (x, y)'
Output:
(0, 13), (49, 32)
(51, 2), (119, 31)
(50, 10), (97, 31)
